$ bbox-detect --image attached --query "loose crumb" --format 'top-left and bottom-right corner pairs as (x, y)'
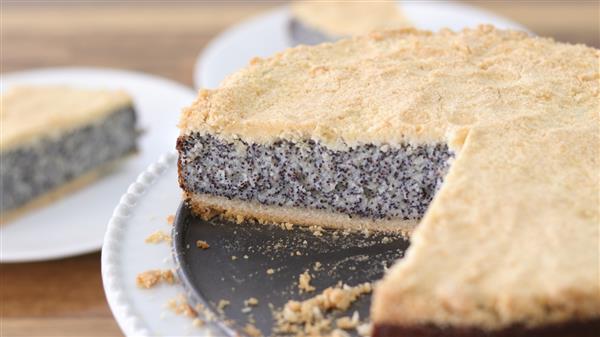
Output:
(313, 262), (322, 271)
(266, 268), (275, 275)
(192, 318), (205, 327)
(243, 323), (262, 337)
(166, 294), (197, 318)
(166, 214), (175, 225)
(298, 270), (316, 293)
(217, 299), (230, 313)
(309, 225), (324, 237)
(244, 255), (249, 259)
(195, 303), (216, 322)
(232, 255), (238, 260)
(331, 329), (351, 337)
(145, 230), (171, 244)
(196, 240), (210, 249)
(245, 297), (259, 307)
(281, 222), (294, 230)
(136, 269), (176, 288)
(336, 311), (360, 330)
(356, 322), (372, 337)
(161, 270), (176, 284)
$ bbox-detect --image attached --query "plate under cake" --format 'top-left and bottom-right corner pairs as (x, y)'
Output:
(177, 26), (600, 336)
(1, 86), (137, 222)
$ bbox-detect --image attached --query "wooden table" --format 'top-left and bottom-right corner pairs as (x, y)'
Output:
(1, 2), (597, 336)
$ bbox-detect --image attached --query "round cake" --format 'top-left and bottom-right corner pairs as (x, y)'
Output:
(177, 26), (600, 336)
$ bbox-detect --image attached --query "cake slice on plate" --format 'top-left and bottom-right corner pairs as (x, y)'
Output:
(290, 0), (412, 45)
(177, 26), (599, 336)
(1, 86), (137, 222)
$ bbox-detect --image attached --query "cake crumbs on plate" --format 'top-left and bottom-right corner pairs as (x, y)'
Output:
(166, 294), (197, 318)
(313, 262), (322, 271)
(298, 270), (315, 293)
(266, 268), (275, 275)
(196, 240), (210, 249)
(195, 303), (216, 322)
(192, 318), (205, 327)
(136, 269), (176, 288)
(144, 230), (171, 244)
(274, 282), (372, 336)
(166, 214), (175, 225)
(243, 323), (263, 337)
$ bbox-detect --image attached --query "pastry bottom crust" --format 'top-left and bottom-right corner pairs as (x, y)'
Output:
(185, 192), (417, 235)
(372, 319), (600, 337)
(1, 154), (134, 224)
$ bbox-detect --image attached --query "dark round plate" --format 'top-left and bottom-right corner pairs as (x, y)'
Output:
(172, 202), (410, 336)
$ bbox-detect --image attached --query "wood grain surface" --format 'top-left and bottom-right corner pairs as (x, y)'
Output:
(1, 2), (598, 336)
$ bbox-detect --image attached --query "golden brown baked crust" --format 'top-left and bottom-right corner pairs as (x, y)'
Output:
(178, 26), (600, 332)
(179, 25), (598, 150)
(185, 192), (416, 235)
(1, 86), (132, 151)
(290, 0), (412, 37)
(372, 121), (600, 330)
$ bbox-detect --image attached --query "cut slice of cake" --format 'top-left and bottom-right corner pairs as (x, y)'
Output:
(290, 0), (412, 45)
(177, 26), (599, 335)
(1, 86), (137, 222)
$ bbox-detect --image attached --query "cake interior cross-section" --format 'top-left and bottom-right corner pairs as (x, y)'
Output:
(178, 133), (452, 223)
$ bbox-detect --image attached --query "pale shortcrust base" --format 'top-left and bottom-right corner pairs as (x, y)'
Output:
(1, 154), (134, 225)
(185, 192), (417, 235)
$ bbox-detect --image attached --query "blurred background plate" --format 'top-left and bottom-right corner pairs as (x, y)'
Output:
(0, 68), (195, 263)
(194, 1), (529, 89)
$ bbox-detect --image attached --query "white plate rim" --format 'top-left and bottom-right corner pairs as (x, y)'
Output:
(101, 151), (178, 337)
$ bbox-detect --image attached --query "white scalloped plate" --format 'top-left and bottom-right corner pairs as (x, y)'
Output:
(0, 68), (195, 263)
(194, 2), (528, 89)
(102, 152), (220, 336)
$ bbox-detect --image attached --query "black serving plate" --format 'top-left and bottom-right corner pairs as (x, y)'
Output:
(172, 202), (410, 336)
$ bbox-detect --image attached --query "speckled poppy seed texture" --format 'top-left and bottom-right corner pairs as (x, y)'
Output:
(177, 133), (453, 221)
(1, 107), (137, 213)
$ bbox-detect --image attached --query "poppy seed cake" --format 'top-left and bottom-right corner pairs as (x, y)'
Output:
(177, 26), (600, 336)
(1, 86), (137, 222)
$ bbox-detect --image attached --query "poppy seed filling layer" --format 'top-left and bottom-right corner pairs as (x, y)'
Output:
(0, 107), (137, 212)
(177, 133), (453, 221)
